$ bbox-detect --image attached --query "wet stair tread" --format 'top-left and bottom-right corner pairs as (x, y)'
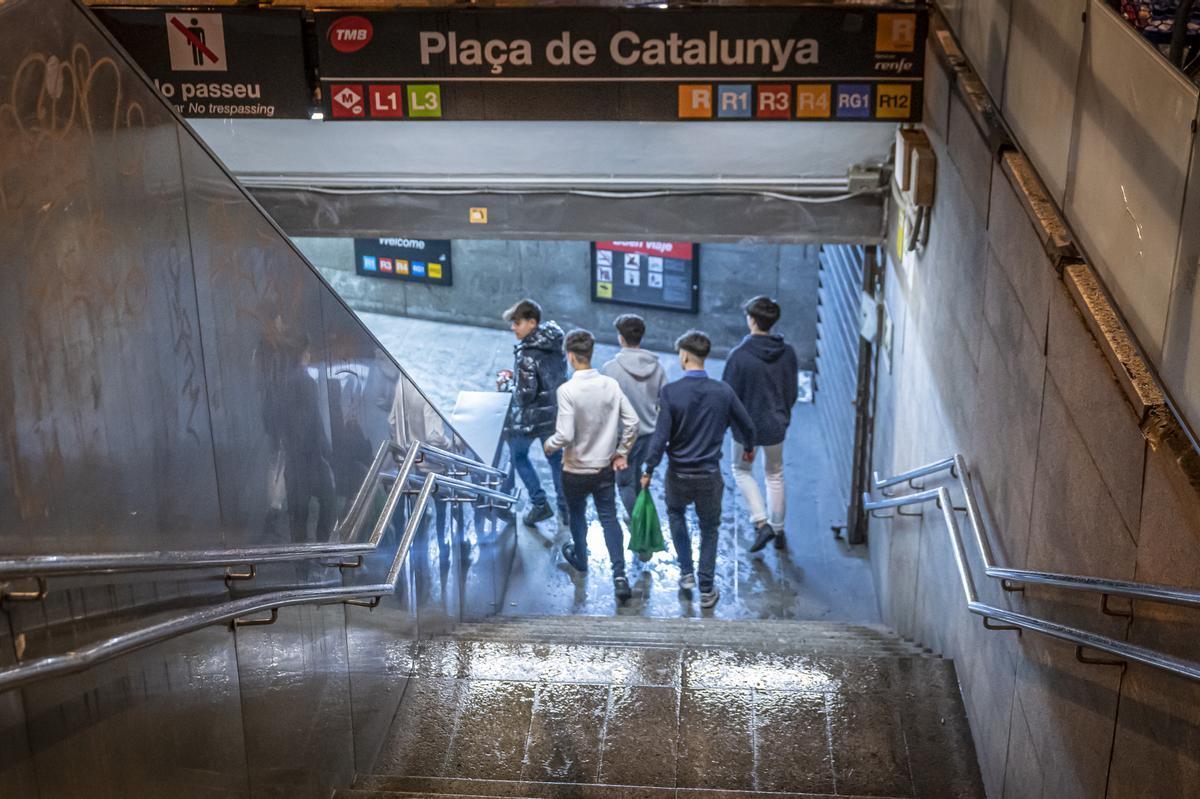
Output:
(439, 616), (936, 658)
(350, 775), (920, 798)
(366, 615), (984, 798)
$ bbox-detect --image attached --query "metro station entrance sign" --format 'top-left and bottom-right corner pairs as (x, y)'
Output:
(316, 5), (926, 122)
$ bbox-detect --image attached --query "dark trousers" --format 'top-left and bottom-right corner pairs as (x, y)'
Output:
(665, 469), (724, 593)
(507, 432), (565, 512)
(616, 435), (653, 516)
(562, 467), (626, 578)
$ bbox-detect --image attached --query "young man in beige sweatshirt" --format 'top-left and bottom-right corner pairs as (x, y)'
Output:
(545, 329), (640, 602)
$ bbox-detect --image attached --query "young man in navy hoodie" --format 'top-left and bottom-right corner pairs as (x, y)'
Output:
(641, 330), (755, 609)
(722, 296), (800, 553)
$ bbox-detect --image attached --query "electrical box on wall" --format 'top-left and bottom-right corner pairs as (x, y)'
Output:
(907, 143), (936, 207)
(894, 127), (936, 208)
(894, 128), (923, 193)
(893, 125), (936, 256)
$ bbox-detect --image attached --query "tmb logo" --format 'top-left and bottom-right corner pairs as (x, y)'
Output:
(329, 16), (373, 54)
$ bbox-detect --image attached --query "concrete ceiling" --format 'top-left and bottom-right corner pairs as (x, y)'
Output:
(192, 118), (896, 186)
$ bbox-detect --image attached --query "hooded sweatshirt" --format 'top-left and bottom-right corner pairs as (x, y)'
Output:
(721, 333), (799, 447)
(601, 348), (668, 436)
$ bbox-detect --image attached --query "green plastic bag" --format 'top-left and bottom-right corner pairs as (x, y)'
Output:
(628, 488), (666, 560)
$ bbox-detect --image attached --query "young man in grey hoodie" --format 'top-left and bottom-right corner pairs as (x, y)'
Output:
(601, 314), (668, 515)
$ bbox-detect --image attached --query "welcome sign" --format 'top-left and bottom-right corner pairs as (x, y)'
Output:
(317, 5), (926, 122)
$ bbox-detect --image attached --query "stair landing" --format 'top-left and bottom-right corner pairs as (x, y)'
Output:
(344, 617), (984, 799)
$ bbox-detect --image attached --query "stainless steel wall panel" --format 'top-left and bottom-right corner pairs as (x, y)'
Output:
(1002, 0), (1086, 204)
(465, 507), (518, 621)
(0, 0), (222, 553)
(178, 130), (339, 547)
(21, 626), (250, 798)
(410, 501), (466, 637)
(236, 603), (355, 798)
(343, 553), (417, 776)
(1064, 0), (1199, 361)
(0, 617), (39, 799)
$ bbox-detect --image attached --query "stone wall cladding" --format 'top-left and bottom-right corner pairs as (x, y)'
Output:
(872, 7), (1200, 798)
(295, 237), (822, 366)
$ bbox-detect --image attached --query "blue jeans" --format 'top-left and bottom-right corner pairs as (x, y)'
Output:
(508, 432), (565, 512)
(562, 467), (625, 578)
(616, 435), (653, 517)
(665, 469), (724, 593)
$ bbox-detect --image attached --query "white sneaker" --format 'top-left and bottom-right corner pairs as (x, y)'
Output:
(700, 587), (721, 609)
(679, 572), (696, 591)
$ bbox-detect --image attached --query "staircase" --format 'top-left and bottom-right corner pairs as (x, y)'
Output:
(339, 616), (985, 799)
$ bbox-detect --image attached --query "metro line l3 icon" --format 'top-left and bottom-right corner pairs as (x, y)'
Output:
(166, 12), (227, 72)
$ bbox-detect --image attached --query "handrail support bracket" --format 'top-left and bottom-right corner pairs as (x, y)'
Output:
(224, 565), (256, 586)
(232, 607), (279, 628)
(1076, 645), (1127, 670)
(1, 576), (48, 605)
(982, 617), (1022, 635)
(1101, 593), (1133, 618)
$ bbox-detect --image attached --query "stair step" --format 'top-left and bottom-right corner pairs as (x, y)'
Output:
(434, 641), (928, 658)
(437, 617), (937, 659)
(353, 775), (897, 799)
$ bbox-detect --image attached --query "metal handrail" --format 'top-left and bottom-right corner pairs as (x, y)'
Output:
(863, 454), (1200, 682)
(0, 458), (517, 693)
(0, 439), (503, 582)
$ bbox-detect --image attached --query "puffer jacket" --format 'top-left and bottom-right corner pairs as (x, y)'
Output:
(507, 321), (567, 437)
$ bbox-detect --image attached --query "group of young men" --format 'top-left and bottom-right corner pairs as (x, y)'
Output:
(499, 296), (799, 609)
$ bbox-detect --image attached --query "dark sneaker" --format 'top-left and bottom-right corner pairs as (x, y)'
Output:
(523, 502), (553, 526)
(700, 587), (721, 609)
(774, 530), (787, 549)
(614, 576), (632, 602)
(561, 542), (588, 572)
(679, 572), (697, 591)
(749, 523), (776, 553)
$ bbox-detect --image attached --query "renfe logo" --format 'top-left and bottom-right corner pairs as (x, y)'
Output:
(329, 16), (373, 54)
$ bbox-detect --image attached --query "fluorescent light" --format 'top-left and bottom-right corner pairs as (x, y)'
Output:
(310, 111), (325, 121)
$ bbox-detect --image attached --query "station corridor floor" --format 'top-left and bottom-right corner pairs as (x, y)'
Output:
(361, 312), (879, 624)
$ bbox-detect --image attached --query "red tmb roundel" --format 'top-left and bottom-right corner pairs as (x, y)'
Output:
(329, 16), (373, 54)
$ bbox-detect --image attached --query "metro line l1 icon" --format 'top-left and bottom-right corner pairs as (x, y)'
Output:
(166, 13), (226, 72)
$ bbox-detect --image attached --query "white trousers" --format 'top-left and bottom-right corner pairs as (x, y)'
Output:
(732, 442), (786, 530)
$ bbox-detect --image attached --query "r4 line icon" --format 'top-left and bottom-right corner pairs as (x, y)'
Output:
(330, 84), (365, 118)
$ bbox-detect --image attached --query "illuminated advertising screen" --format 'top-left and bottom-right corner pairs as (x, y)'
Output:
(591, 241), (698, 313)
(354, 237), (452, 285)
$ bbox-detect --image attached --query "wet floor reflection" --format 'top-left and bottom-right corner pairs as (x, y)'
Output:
(354, 313), (879, 624)
(370, 630), (982, 797)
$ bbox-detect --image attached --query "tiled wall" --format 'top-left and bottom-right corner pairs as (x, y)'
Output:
(871, 17), (1200, 797)
(940, 0), (1200, 442)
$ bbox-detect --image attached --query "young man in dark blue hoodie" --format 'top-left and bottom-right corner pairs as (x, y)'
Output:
(722, 296), (800, 553)
(641, 330), (755, 609)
